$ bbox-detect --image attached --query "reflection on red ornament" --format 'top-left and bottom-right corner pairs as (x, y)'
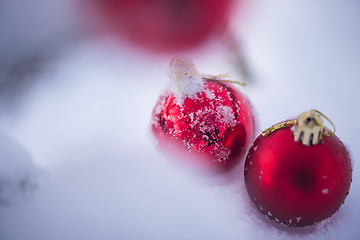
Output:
(90, 0), (237, 52)
(151, 57), (254, 173)
(244, 112), (352, 227)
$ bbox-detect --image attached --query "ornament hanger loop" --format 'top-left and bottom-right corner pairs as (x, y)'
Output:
(311, 109), (335, 137)
(202, 74), (246, 87)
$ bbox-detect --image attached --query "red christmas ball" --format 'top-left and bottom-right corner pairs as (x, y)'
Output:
(151, 58), (254, 172)
(244, 118), (352, 227)
(90, 0), (236, 52)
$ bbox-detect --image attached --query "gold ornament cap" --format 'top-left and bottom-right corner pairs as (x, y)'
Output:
(169, 56), (203, 97)
(291, 110), (335, 146)
(262, 109), (335, 146)
(168, 57), (246, 105)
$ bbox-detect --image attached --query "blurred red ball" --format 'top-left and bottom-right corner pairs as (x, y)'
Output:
(90, 0), (236, 52)
(152, 79), (254, 172)
(244, 123), (352, 227)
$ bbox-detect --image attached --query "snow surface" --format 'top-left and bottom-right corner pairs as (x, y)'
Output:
(0, 0), (360, 240)
(0, 131), (38, 205)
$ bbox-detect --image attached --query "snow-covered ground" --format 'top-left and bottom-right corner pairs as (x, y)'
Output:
(0, 0), (359, 239)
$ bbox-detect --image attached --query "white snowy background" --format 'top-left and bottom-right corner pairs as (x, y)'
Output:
(0, 0), (359, 239)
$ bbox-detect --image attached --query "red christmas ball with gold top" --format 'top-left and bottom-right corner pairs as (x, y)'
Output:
(90, 0), (237, 52)
(151, 57), (254, 172)
(244, 110), (352, 227)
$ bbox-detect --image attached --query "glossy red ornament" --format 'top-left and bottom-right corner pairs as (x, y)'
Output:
(90, 0), (236, 52)
(244, 121), (352, 227)
(151, 59), (254, 172)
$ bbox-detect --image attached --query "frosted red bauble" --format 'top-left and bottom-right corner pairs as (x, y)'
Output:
(91, 0), (236, 52)
(244, 123), (352, 227)
(152, 79), (254, 172)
